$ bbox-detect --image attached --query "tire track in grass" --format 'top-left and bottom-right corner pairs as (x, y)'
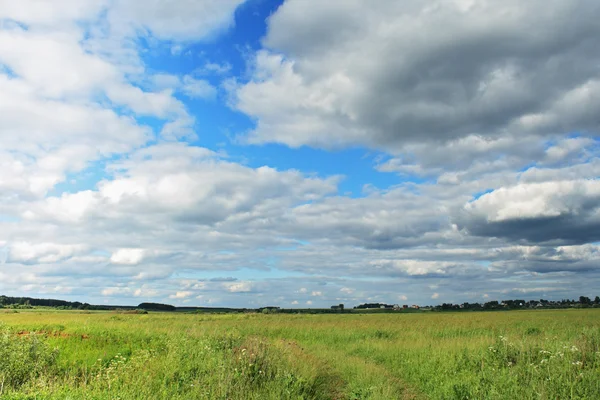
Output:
(273, 338), (348, 400)
(231, 336), (348, 399)
(285, 341), (425, 400)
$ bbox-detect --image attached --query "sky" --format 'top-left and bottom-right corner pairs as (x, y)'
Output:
(1, 0), (600, 308)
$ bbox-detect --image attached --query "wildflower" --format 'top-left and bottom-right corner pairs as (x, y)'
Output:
(572, 361), (583, 366)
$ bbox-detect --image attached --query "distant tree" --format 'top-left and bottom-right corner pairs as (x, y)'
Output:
(484, 300), (500, 309)
(579, 296), (591, 305)
(137, 302), (176, 312)
(595, 296), (600, 305)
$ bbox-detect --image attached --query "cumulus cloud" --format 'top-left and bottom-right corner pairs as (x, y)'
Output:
(169, 291), (193, 299)
(102, 287), (131, 296)
(107, 0), (246, 41)
(7, 242), (88, 264)
(110, 248), (146, 265)
(20, 143), (338, 230)
(460, 180), (600, 243)
(226, 282), (253, 293)
(231, 0), (600, 150)
(0, 0), (247, 200)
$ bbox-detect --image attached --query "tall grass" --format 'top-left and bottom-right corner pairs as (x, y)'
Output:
(0, 309), (599, 399)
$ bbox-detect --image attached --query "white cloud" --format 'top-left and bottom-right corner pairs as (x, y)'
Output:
(181, 280), (207, 290)
(107, 0), (246, 41)
(7, 242), (88, 264)
(181, 76), (217, 99)
(0, 0), (247, 203)
(197, 61), (232, 75)
(0, 0), (105, 28)
(169, 291), (193, 299)
(102, 287), (131, 296)
(465, 180), (600, 222)
(431, 293), (440, 300)
(133, 287), (159, 297)
(110, 249), (146, 265)
(226, 282), (253, 293)
(19, 143), (337, 229)
(460, 179), (600, 243)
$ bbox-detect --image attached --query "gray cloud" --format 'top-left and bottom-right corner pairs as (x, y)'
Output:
(458, 180), (600, 244)
(231, 0), (600, 150)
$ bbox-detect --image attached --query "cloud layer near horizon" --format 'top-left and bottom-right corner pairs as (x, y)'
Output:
(1, 0), (599, 307)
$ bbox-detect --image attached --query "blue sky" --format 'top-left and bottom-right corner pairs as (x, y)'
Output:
(1, 0), (599, 307)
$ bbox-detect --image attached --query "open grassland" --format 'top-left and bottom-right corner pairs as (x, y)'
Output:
(0, 309), (599, 399)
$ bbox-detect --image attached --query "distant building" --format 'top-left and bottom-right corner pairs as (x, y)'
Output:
(331, 303), (344, 311)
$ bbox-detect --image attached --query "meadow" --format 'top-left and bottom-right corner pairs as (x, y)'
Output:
(0, 309), (599, 399)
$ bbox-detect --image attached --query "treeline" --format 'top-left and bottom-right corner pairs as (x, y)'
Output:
(0, 297), (249, 313)
(137, 302), (176, 312)
(434, 296), (600, 311)
(1, 295), (89, 309)
(3, 295), (600, 314)
(0, 295), (131, 311)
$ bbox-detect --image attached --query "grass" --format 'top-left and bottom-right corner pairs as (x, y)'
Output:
(0, 309), (599, 399)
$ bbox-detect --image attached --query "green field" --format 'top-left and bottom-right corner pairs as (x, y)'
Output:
(1, 309), (599, 399)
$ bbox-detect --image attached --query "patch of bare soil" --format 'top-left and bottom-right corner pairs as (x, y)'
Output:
(16, 330), (89, 340)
